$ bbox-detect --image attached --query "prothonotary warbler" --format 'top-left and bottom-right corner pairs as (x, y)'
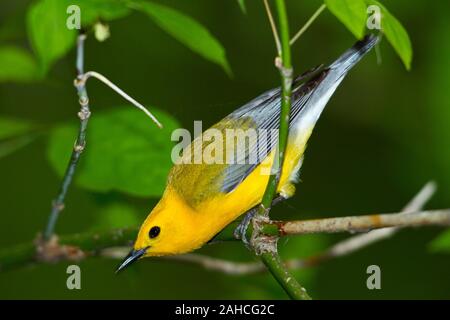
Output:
(117, 35), (379, 272)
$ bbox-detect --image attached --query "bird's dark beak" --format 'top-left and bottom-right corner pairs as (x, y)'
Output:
(115, 247), (149, 273)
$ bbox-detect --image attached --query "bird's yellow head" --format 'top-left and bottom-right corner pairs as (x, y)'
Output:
(116, 189), (201, 272)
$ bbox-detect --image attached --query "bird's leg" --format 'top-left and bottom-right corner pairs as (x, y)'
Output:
(234, 195), (286, 248)
(233, 208), (257, 248)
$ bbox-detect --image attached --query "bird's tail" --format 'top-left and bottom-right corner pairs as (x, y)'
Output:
(328, 34), (379, 78)
(291, 34), (379, 135)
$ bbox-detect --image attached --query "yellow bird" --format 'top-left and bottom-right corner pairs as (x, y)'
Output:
(117, 35), (379, 272)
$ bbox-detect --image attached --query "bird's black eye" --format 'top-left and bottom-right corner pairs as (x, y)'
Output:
(149, 226), (160, 239)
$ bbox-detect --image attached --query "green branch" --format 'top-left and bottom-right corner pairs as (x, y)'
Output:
(258, 0), (292, 215)
(252, 0), (311, 300)
(43, 33), (91, 240)
(0, 228), (136, 272)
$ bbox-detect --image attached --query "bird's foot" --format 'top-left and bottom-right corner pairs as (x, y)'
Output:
(234, 209), (257, 249)
(234, 195), (287, 249)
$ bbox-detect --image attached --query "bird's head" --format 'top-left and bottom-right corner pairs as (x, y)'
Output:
(116, 190), (200, 272)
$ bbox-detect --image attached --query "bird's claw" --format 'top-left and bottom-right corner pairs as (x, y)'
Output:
(234, 195), (286, 249)
(234, 209), (257, 249)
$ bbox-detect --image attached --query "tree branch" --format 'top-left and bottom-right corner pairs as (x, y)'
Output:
(43, 33), (91, 240)
(212, 207), (450, 241)
(276, 209), (450, 235)
(0, 228), (136, 272)
(2, 202), (449, 272)
(300, 181), (437, 265)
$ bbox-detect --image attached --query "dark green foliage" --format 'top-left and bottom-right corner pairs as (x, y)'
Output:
(47, 108), (180, 197)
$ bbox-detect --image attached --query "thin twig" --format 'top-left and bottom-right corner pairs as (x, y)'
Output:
(212, 208), (450, 241)
(290, 4), (326, 46)
(164, 253), (311, 275)
(312, 181), (436, 262)
(164, 254), (263, 274)
(80, 71), (162, 128)
(263, 0), (282, 56)
(101, 249), (264, 275)
(272, 181), (438, 269)
(279, 209), (450, 235)
(101, 249), (309, 275)
(43, 33), (91, 240)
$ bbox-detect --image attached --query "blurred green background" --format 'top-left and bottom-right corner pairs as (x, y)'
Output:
(0, 0), (449, 299)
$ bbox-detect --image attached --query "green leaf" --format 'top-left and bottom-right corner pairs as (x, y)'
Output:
(91, 202), (141, 231)
(77, 0), (131, 26)
(0, 47), (39, 82)
(367, 0), (412, 70)
(130, 1), (231, 76)
(47, 108), (181, 197)
(0, 117), (34, 140)
(429, 229), (450, 253)
(237, 0), (246, 14)
(26, 0), (77, 74)
(325, 0), (367, 39)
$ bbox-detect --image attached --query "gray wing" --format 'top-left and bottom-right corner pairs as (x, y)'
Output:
(220, 67), (327, 193)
